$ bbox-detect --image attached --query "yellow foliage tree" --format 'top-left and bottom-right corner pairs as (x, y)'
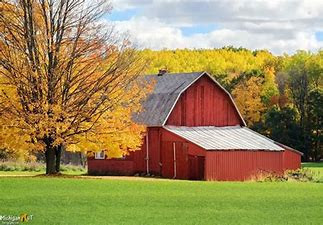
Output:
(0, 0), (150, 174)
(232, 77), (265, 126)
(261, 66), (279, 105)
(140, 48), (274, 81)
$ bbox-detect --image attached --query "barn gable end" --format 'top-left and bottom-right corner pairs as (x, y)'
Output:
(166, 74), (244, 126)
(133, 72), (245, 127)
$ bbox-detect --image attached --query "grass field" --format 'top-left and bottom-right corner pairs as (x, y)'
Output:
(1, 163), (323, 225)
(302, 162), (323, 181)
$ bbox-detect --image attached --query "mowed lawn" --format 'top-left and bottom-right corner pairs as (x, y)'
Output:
(1, 176), (323, 225)
(303, 162), (323, 179)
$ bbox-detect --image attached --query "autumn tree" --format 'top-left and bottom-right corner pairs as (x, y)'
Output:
(0, 0), (149, 174)
(274, 71), (290, 108)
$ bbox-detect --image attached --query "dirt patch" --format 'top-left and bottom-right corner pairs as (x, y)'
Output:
(0, 173), (183, 182)
(79, 175), (178, 181)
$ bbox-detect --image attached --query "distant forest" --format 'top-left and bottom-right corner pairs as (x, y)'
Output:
(140, 48), (322, 161)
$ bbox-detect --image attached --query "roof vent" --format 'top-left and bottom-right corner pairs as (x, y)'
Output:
(158, 69), (168, 76)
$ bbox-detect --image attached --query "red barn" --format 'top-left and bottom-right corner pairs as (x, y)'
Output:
(88, 71), (302, 181)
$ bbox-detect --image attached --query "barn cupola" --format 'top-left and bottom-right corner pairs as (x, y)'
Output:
(157, 69), (168, 76)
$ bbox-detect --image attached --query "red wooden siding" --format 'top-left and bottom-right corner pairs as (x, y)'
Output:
(188, 155), (205, 180)
(205, 151), (284, 181)
(130, 127), (163, 175)
(89, 127), (163, 176)
(147, 128), (162, 174)
(161, 141), (186, 179)
(132, 137), (146, 173)
(161, 128), (206, 157)
(88, 158), (134, 175)
(160, 128), (206, 179)
(88, 127), (302, 180)
(166, 75), (242, 126)
(283, 149), (301, 170)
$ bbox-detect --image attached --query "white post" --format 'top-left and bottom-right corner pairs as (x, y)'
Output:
(173, 142), (176, 179)
(146, 133), (149, 175)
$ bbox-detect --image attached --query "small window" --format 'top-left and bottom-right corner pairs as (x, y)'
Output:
(94, 151), (105, 159)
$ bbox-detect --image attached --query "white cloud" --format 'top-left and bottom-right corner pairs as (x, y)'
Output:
(110, 0), (323, 54)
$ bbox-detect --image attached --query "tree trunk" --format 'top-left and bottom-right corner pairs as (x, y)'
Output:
(45, 146), (57, 174)
(45, 140), (63, 174)
(55, 145), (62, 173)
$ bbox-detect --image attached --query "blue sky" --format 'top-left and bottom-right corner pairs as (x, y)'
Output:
(180, 24), (219, 36)
(106, 0), (323, 54)
(316, 32), (323, 41)
(106, 8), (138, 21)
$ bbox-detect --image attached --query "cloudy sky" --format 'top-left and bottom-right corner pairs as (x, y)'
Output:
(107, 0), (323, 55)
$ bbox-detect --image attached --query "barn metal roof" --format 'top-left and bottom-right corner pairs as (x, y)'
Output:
(133, 72), (246, 126)
(163, 126), (284, 151)
(133, 72), (205, 126)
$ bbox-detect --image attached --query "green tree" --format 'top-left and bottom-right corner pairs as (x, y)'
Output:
(264, 107), (303, 152)
(307, 89), (323, 161)
(285, 51), (323, 160)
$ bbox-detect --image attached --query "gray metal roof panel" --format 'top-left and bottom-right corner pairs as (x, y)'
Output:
(142, 72), (203, 94)
(163, 126), (284, 151)
(133, 72), (204, 126)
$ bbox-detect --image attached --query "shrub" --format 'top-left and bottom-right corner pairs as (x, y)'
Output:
(249, 171), (287, 182)
(286, 168), (323, 183)
(249, 169), (319, 182)
(284, 169), (315, 182)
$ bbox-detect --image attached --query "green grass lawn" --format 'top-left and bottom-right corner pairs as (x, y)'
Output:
(1, 177), (322, 225)
(1, 163), (322, 225)
(302, 162), (323, 180)
(302, 162), (323, 168)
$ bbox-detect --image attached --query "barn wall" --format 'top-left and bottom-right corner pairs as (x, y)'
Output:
(160, 141), (207, 180)
(160, 128), (206, 179)
(160, 141), (186, 179)
(166, 75), (242, 127)
(161, 129), (205, 156)
(161, 129), (187, 179)
(87, 126), (301, 181)
(146, 127), (162, 175)
(88, 158), (134, 175)
(205, 151), (284, 181)
(283, 149), (301, 170)
(132, 136), (146, 173)
(87, 127), (162, 176)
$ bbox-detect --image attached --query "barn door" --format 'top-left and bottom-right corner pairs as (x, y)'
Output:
(188, 155), (205, 180)
(161, 141), (174, 178)
(148, 129), (161, 175)
(161, 141), (188, 179)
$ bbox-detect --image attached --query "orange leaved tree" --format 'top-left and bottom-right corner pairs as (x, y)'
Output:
(0, 0), (149, 174)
